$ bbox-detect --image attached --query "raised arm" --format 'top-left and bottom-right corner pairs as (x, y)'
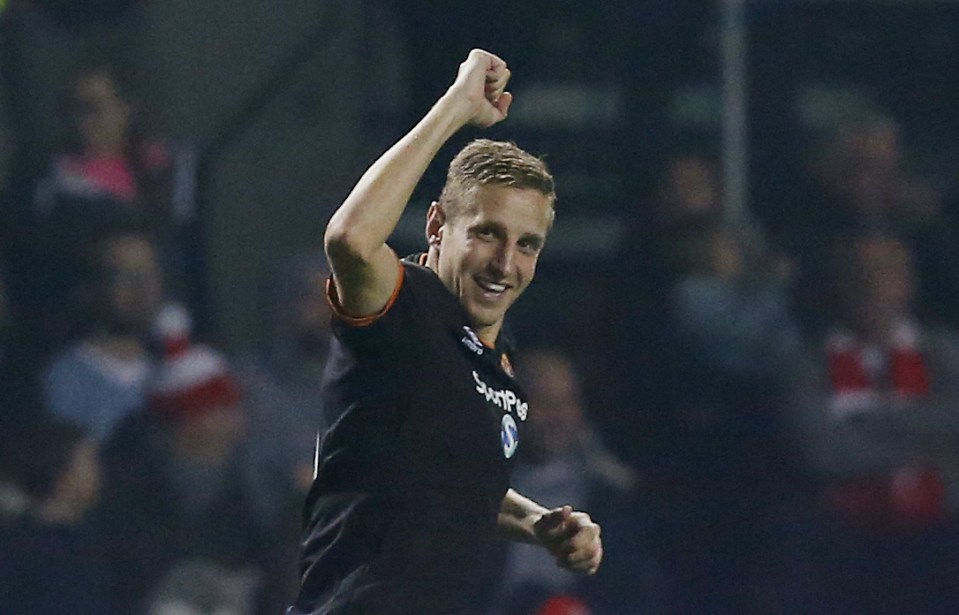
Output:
(324, 49), (513, 317)
(498, 488), (603, 575)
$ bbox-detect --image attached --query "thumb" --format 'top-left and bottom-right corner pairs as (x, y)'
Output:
(536, 505), (573, 538)
(493, 91), (513, 117)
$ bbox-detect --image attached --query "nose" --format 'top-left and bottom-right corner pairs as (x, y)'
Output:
(490, 243), (517, 278)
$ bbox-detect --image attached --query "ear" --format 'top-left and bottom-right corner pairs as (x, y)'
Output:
(425, 201), (446, 246)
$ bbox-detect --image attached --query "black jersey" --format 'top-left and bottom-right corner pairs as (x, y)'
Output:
(293, 257), (529, 615)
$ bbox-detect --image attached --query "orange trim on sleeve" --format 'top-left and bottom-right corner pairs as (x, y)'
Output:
(325, 260), (405, 327)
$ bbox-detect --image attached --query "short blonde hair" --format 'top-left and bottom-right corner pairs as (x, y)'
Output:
(439, 139), (556, 222)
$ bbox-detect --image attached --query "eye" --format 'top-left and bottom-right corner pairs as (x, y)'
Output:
(474, 227), (496, 241)
(517, 238), (542, 255)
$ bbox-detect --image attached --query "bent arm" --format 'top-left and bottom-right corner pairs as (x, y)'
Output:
(497, 488), (551, 544)
(498, 488), (603, 575)
(324, 49), (512, 318)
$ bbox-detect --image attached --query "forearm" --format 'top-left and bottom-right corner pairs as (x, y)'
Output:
(497, 488), (550, 544)
(325, 93), (472, 263)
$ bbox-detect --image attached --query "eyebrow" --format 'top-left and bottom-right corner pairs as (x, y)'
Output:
(469, 221), (505, 236)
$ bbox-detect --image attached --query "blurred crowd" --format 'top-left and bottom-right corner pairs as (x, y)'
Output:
(3, 2), (959, 615)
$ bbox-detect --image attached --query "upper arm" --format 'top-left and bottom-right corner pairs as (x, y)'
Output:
(325, 237), (402, 320)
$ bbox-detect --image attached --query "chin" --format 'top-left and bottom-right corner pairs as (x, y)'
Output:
(465, 307), (502, 331)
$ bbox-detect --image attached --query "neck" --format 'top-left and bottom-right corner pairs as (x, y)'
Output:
(86, 136), (126, 158)
(477, 323), (500, 347)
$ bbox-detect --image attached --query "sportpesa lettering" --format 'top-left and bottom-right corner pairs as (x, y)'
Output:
(472, 371), (528, 421)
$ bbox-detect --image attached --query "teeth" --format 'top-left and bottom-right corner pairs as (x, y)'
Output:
(478, 280), (506, 293)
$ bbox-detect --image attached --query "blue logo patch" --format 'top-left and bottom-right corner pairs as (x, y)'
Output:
(501, 414), (519, 459)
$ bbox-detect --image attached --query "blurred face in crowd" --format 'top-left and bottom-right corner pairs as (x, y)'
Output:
(71, 69), (132, 157)
(521, 351), (585, 461)
(94, 234), (163, 336)
(840, 237), (915, 336)
(660, 155), (722, 222)
(429, 184), (552, 345)
(819, 119), (902, 213)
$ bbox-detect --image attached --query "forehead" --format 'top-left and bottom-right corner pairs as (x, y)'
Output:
(457, 184), (553, 236)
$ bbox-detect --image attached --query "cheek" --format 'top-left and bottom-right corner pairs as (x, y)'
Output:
(518, 256), (539, 283)
(445, 243), (482, 275)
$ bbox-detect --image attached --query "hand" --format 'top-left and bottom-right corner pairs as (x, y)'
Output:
(446, 48), (513, 128)
(533, 505), (603, 575)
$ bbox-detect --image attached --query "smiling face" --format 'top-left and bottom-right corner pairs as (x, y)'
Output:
(429, 184), (553, 344)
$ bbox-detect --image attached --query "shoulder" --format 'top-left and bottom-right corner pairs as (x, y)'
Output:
(42, 344), (94, 385)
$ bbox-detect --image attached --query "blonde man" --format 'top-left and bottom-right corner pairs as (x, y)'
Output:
(290, 50), (602, 615)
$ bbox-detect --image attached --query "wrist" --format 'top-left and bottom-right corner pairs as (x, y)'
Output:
(433, 88), (477, 129)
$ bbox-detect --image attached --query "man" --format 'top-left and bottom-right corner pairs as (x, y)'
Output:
(43, 223), (163, 441)
(291, 49), (602, 615)
(785, 234), (959, 612)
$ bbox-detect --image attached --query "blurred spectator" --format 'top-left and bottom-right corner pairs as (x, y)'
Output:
(0, 419), (108, 615)
(608, 147), (803, 612)
(672, 224), (799, 380)
(489, 348), (652, 615)
(0, 0), (146, 192)
(786, 234), (959, 613)
(236, 252), (334, 609)
(601, 150), (726, 463)
(770, 113), (940, 249)
(96, 336), (274, 615)
(41, 223), (163, 440)
(766, 112), (959, 333)
(239, 252), (332, 507)
(4, 59), (191, 361)
(34, 60), (176, 227)
(648, 150), (724, 232)
(649, 225), (801, 614)
(812, 116), (939, 232)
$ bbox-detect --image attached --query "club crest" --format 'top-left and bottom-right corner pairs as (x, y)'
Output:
(501, 414), (519, 459)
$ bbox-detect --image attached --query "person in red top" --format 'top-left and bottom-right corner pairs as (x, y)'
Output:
(787, 234), (959, 613)
(36, 61), (174, 220)
(291, 49), (603, 615)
